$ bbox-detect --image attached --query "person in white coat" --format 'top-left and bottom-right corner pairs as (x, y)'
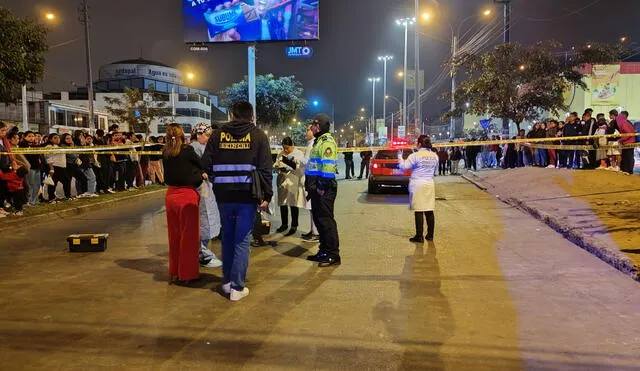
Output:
(275, 137), (307, 236)
(397, 135), (439, 243)
(191, 123), (222, 268)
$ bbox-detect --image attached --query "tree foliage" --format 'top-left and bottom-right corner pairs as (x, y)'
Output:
(104, 87), (169, 134)
(220, 74), (307, 128)
(0, 7), (49, 103)
(447, 41), (621, 130)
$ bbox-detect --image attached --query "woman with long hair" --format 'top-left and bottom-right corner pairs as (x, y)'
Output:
(163, 123), (206, 283)
(397, 135), (439, 243)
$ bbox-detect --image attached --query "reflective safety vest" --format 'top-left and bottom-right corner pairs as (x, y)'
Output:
(305, 132), (337, 179)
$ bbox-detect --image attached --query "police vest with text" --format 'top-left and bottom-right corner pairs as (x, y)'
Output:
(305, 133), (338, 188)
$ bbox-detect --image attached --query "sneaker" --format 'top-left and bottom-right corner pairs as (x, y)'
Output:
(222, 282), (232, 294)
(201, 257), (222, 268)
(13, 211), (23, 216)
(0, 209), (9, 216)
(230, 287), (249, 302)
(546, 165), (555, 168)
(107, 188), (116, 194)
(302, 234), (320, 243)
(301, 231), (313, 239)
(85, 193), (99, 198)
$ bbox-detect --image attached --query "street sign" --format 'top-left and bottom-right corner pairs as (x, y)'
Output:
(286, 46), (313, 58)
(397, 125), (406, 138)
(405, 70), (425, 90)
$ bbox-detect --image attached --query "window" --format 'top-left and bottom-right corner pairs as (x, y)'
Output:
(157, 124), (167, 134)
(145, 80), (157, 91)
(108, 81), (121, 91)
(178, 94), (188, 102)
(155, 81), (168, 93)
(176, 108), (190, 116)
(154, 93), (170, 102)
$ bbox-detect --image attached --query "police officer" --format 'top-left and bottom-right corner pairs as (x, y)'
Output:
(202, 100), (273, 301)
(305, 114), (341, 267)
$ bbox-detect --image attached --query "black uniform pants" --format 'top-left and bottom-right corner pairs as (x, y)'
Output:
(414, 211), (435, 239)
(344, 159), (354, 178)
(359, 160), (370, 178)
(113, 162), (127, 191)
(310, 186), (339, 258)
(280, 205), (299, 228)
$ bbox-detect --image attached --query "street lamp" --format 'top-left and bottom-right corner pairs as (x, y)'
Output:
(367, 77), (380, 141)
(385, 95), (403, 142)
(396, 17), (415, 134)
(378, 55), (393, 137)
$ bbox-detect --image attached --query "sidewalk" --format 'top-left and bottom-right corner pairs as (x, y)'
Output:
(471, 167), (640, 281)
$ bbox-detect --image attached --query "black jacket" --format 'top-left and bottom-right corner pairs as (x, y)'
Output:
(162, 145), (203, 188)
(202, 119), (273, 204)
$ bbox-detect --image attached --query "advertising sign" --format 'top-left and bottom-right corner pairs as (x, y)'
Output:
(405, 70), (425, 90)
(99, 64), (183, 84)
(397, 125), (406, 138)
(183, 0), (320, 43)
(286, 46), (313, 58)
(591, 64), (620, 106)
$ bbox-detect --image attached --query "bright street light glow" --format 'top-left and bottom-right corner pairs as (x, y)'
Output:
(378, 55), (393, 61)
(397, 71), (404, 77)
(45, 12), (56, 21)
(395, 17), (416, 26)
(483, 9), (492, 16)
(621, 36), (628, 43)
(368, 77), (380, 82)
(360, 107), (365, 112)
(519, 65), (526, 71)
(186, 72), (195, 80)
(313, 100), (319, 106)
(421, 12), (431, 21)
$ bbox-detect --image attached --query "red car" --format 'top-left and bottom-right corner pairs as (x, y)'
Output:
(368, 143), (413, 194)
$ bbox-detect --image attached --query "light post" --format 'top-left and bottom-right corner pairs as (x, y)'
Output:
(367, 77), (380, 142)
(385, 95), (402, 141)
(377, 55), (393, 130)
(396, 17), (415, 136)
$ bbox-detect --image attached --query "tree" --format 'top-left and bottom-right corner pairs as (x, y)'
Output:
(104, 87), (169, 135)
(446, 41), (621, 131)
(0, 7), (48, 103)
(220, 74), (307, 128)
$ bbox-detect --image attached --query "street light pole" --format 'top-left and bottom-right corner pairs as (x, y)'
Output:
(495, 0), (512, 137)
(79, 0), (95, 129)
(378, 55), (393, 140)
(396, 18), (415, 135)
(368, 77), (380, 141)
(414, 0), (421, 134)
(450, 34), (457, 140)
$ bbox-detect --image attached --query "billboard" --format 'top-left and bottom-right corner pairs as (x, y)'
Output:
(183, 0), (320, 43)
(591, 64), (620, 106)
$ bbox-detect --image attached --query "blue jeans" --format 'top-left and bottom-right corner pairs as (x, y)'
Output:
(535, 149), (547, 166)
(27, 169), (41, 206)
(219, 203), (256, 291)
(80, 168), (96, 194)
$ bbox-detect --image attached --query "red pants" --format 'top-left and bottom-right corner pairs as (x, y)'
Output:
(548, 149), (557, 167)
(165, 186), (200, 281)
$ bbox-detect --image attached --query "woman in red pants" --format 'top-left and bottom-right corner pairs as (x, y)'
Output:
(162, 123), (207, 283)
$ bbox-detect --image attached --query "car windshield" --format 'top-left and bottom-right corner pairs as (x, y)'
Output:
(375, 150), (413, 160)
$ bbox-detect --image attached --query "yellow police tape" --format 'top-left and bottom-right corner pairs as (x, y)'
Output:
(0, 133), (637, 155)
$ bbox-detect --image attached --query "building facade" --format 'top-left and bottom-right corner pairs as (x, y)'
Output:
(51, 58), (226, 135)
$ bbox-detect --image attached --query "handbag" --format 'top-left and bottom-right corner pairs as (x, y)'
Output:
(251, 170), (263, 202)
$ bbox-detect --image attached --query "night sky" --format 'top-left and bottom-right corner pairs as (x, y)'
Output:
(3, 0), (639, 126)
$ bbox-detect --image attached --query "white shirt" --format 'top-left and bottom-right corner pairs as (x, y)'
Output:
(398, 148), (439, 184)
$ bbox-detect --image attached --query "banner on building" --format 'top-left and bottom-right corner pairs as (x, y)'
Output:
(591, 64), (620, 106)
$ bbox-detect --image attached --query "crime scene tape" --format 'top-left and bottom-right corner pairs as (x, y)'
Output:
(1, 133), (637, 155)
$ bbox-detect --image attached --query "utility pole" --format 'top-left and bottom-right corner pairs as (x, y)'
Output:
(450, 35), (457, 140)
(414, 0), (421, 135)
(79, 0), (95, 129)
(495, 0), (512, 137)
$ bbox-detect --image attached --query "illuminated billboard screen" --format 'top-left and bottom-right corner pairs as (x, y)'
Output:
(183, 0), (320, 43)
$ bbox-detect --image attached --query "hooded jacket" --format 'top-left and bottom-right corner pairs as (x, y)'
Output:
(616, 115), (637, 145)
(202, 119), (273, 204)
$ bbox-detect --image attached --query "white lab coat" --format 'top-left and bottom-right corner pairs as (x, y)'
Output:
(191, 142), (221, 240)
(275, 148), (307, 209)
(398, 148), (439, 211)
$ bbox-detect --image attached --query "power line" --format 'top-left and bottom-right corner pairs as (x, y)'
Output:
(517, 0), (604, 22)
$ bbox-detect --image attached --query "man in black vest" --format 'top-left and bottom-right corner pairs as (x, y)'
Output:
(203, 101), (273, 301)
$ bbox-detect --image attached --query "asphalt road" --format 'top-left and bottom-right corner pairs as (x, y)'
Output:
(1, 177), (639, 370)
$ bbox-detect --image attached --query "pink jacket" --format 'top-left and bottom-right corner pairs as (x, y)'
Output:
(616, 115), (637, 145)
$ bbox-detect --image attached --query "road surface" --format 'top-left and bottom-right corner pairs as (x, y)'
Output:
(1, 177), (639, 370)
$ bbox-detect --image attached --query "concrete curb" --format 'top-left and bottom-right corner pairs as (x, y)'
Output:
(498, 195), (640, 282)
(461, 173), (488, 191)
(0, 189), (165, 232)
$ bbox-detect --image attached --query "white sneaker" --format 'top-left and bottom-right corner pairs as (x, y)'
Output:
(230, 287), (249, 301)
(13, 211), (23, 216)
(86, 193), (99, 198)
(546, 165), (555, 168)
(202, 257), (222, 268)
(222, 282), (231, 294)
(107, 188), (116, 194)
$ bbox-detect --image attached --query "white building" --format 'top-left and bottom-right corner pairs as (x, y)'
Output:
(49, 58), (226, 135)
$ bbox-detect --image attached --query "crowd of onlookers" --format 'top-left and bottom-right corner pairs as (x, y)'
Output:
(433, 109), (638, 176)
(0, 122), (166, 218)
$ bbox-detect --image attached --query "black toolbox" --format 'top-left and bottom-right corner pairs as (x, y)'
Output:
(67, 234), (109, 252)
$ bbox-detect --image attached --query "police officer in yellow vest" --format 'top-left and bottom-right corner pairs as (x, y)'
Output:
(305, 114), (341, 267)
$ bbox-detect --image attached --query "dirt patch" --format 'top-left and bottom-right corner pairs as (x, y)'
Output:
(473, 168), (640, 281)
